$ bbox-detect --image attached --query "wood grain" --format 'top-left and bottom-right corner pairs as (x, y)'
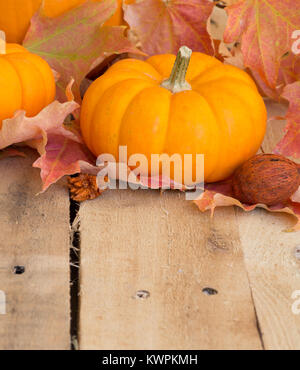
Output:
(78, 100), (300, 350)
(78, 190), (262, 350)
(236, 100), (300, 349)
(237, 208), (300, 350)
(0, 150), (70, 350)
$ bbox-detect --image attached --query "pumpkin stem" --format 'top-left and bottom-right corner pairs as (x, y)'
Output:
(0, 31), (5, 54)
(161, 46), (192, 93)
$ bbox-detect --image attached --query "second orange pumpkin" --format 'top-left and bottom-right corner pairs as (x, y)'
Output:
(80, 47), (267, 184)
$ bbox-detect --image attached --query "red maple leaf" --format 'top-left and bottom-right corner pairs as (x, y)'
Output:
(195, 179), (300, 232)
(274, 81), (300, 159)
(124, 0), (215, 55)
(224, 0), (300, 89)
(24, 0), (142, 102)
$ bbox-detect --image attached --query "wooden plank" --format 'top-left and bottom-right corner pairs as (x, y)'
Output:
(78, 100), (299, 350)
(237, 208), (300, 350)
(236, 100), (300, 350)
(0, 149), (70, 350)
(78, 190), (262, 350)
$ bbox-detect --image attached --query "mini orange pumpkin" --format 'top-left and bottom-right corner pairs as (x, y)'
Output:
(0, 0), (124, 44)
(0, 0), (41, 44)
(80, 46), (267, 184)
(0, 42), (55, 127)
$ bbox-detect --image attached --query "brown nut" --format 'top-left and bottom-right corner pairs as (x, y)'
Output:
(232, 154), (300, 206)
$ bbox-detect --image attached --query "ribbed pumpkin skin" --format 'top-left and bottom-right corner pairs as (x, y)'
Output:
(80, 52), (267, 183)
(0, 44), (55, 127)
(0, 0), (41, 43)
(0, 0), (123, 44)
(42, 0), (124, 26)
(41, 0), (84, 17)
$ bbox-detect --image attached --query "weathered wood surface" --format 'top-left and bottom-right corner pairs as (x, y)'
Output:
(78, 191), (262, 350)
(78, 100), (300, 350)
(0, 150), (70, 350)
(0, 101), (299, 350)
(236, 101), (300, 350)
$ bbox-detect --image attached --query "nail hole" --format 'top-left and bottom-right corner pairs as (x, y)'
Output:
(202, 287), (218, 296)
(133, 290), (150, 300)
(13, 266), (25, 275)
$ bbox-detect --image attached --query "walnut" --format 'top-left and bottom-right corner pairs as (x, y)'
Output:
(232, 154), (300, 205)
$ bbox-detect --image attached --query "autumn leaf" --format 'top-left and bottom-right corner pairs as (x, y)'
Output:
(194, 179), (300, 232)
(250, 69), (282, 100)
(23, 0), (142, 102)
(0, 100), (79, 151)
(0, 94), (90, 190)
(33, 133), (96, 191)
(124, 0), (215, 55)
(279, 53), (300, 88)
(274, 81), (300, 159)
(224, 0), (300, 89)
(249, 53), (300, 100)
